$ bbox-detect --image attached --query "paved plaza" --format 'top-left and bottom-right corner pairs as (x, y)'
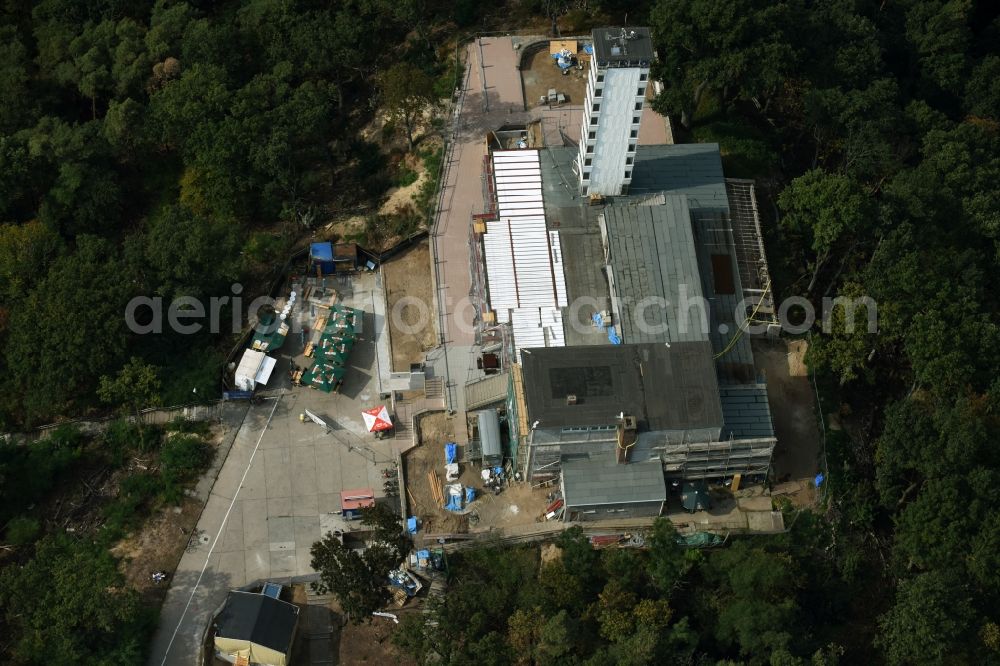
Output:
(148, 273), (405, 666)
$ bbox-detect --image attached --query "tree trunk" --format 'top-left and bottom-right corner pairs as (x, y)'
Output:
(807, 251), (830, 294)
(682, 80), (709, 130)
(405, 116), (414, 151)
(134, 404), (144, 439)
(823, 241), (858, 297)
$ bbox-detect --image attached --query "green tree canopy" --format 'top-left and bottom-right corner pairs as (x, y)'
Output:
(310, 503), (409, 623)
(377, 62), (435, 149)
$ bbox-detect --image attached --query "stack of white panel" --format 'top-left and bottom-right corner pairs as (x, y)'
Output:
(484, 150), (569, 357)
(510, 307), (566, 360)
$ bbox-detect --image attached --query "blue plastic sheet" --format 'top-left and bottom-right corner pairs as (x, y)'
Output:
(551, 52), (573, 70)
(406, 517), (418, 534)
(444, 495), (463, 512)
(465, 487), (476, 503)
(445, 442), (457, 464)
(608, 329), (622, 344)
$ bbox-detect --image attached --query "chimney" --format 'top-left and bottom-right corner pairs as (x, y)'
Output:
(616, 414), (638, 463)
(566, 394), (577, 405)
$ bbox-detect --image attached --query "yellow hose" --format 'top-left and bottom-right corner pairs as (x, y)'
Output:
(714, 278), (772, 359)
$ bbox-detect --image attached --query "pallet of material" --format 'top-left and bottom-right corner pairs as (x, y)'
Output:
(427, 471), (445, 508)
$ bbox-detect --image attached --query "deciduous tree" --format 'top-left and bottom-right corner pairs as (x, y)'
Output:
(377, 63), (435, 150)
(310, 503), (409, 623)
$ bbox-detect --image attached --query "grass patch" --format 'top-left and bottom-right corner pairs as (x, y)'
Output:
(0, 426), (84, 526)
(4, 516), (41, 547)
(152, 433), (215, 505)
(102, 473), (162, 540)
(434, 57), (464, 100)
(101, 419), (162, 468)
(244, 230), (290, 266)
(166, 417), (212, 437)
(395, 165), (419, 188)
(415, 144), (445, 224)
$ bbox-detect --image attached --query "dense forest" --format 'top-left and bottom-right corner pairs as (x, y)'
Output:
(1, 0), (999, 663)
(396, 521), (852, 664)
(646, 0), (1000, 662)
(0, 0), (476, 429)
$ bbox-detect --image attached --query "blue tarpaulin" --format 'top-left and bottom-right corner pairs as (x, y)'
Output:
(551, 51), (573, 70)
(406, 517), (418, 534)
(310, 242), (335, 274)
(465, 487), (476, 503)
(444, 495), (462, 512)
(445, 442), (457, 464)
(608, 328), (622, 344)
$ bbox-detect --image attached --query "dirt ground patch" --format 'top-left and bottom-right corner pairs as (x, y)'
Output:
(338, 614), (419, 665)
(383, 241), (437, 371)
(403, 412), (467, 534)
(753, 338), (821, 485)
(467, 480), (552, 531)
(403, 412), (551, 535)
(323, 214), (365, 240)
(540, 542), (562, 565)
(521, 44), (589, 109)
(111, 425), (227, 604)
(111, 498), (203, 604)
(380, 170), (429, 216)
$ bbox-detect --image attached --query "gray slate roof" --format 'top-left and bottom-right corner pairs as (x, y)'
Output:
(689, 212), (756, 383)
(215, 590), (298, 654)
(630, 143), (731, 214)
(603, 198), (708, 345)
(562, 455), (666, 507)
(720, 384), (775, 439)
(627, 143), (756, 382)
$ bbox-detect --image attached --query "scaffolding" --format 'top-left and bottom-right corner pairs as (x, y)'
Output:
(658, 435), (775, 480)
(725, 179), (778, 331)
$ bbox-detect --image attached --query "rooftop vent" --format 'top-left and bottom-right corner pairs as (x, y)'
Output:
(566, 394), (578, 405)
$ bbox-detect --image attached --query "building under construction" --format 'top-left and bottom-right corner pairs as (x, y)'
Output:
(465, 27), (778, 506)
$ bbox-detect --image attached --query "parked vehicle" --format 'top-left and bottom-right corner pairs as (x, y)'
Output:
(388, 569), (423, 597)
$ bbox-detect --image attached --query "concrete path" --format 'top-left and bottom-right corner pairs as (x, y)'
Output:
(638, 84), (673, 145)
(430, 38), (535, 415)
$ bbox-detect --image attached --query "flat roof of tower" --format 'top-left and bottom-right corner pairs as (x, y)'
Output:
(592, 27), (654, 66)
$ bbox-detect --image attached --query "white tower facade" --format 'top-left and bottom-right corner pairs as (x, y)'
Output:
(576, 27), (654, 196)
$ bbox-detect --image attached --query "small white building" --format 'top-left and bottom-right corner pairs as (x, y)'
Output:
(575, 27), (654, 196)
(234, 349), (277, 392)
